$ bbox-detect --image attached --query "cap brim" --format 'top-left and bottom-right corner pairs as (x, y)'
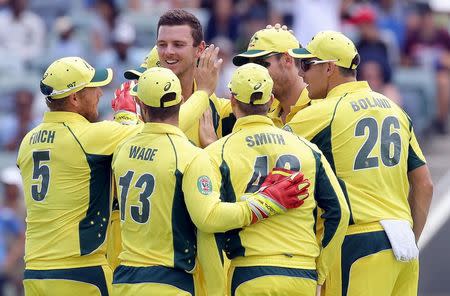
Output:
(124, 66), (147, 80)
(232, 49), (272, 66)
(288, 48), (315, 59)
(88, 68), (113, 87)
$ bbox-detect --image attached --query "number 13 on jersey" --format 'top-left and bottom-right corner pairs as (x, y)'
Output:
(118, 170), (155, 224)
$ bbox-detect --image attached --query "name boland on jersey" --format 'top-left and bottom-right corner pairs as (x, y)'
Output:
(112, 123), (251, 272)
(206, 115), (349, 283)
(284, 81), (426, 226)
(17, 112), (139, 269)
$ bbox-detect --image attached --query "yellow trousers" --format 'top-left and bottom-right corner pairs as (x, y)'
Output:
(228, 265), (317, 296)
(325, 229), (419, 296)
(112, 265), (195, 296)
(24, 265), (112, 296)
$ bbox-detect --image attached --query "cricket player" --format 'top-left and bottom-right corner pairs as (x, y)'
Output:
(107, 43), (222, 271)
(285, 31), (434, 296)
(111, 67), (309, 296)
(17, 57), (140, 295)
(205, 63), (350, 296)
(232, 25), (311, 127)
(123, 9), (236, 147)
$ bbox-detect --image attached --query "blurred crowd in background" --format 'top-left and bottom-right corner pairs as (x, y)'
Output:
(0, 0), (448, 295)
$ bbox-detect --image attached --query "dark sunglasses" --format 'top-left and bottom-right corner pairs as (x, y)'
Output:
(298, 59), (337, 72)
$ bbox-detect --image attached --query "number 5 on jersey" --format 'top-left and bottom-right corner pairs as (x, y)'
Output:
(31, 150), (51, 201)
(118, 171), (155, 224)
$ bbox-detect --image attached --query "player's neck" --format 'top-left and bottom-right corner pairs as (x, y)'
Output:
(179, 69), (195, 101)
(279, 77), (305, 116)
(327, 76), (357, 95)
(149, 116), (179, 127)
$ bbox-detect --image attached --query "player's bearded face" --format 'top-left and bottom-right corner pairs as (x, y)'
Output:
(77, 87), (101, 122)
(157, 25), (201, 77)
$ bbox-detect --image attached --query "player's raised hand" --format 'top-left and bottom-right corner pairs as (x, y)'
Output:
(199, 108), (218, 148)
(111, 81), (142, 125)
(243, 168), (311, 224)
(195, 44), (223, 96)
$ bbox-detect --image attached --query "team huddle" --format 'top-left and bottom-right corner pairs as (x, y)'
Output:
(16, 8), (433, 296)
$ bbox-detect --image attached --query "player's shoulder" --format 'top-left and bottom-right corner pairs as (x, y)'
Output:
(204, 133), (231, 155)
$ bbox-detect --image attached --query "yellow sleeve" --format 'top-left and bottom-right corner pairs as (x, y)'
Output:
(183, 151), (252, 233)
(197, 230), (226, 296)
(106, 209), (122, 271)
(283, 102), (332, 141)
(407, 126), (426, 172)
(179, 90), (210, 133)
(313, 150), (350, 284)
(86, 121), (141, 155)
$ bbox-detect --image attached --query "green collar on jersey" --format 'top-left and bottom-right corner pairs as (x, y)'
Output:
(232, 115), (274, 132)
(327, 81), (371, 99)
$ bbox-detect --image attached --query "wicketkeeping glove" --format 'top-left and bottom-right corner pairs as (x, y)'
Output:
(111, 81), (142, 125)
(243, 168), (310, 224)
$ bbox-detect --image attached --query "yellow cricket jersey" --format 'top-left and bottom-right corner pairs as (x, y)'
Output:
(284, 81), (426, 227)
(268, 88), (311, 127)
(182, 82), (236, 146)
(111, 122), (255, 292)
(17, 112), (139, 270)
(205, 115), (349, 284)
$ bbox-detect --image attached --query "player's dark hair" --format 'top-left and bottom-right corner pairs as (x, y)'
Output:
(45, 96), (70, 111)
(235, 92), (271, 116)
(143, 93), (181, 121)
(157, 9), (203, 47)
(338, 67), (357, 77)
(338, 53), (359, 77)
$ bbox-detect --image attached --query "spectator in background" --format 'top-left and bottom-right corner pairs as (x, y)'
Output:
(49, 16), (85, 60)
(404, 3), (450, 134)
(359, 60), (402, 106)
(353, 6), (393, 83)
(91, 0), (124, 55)
(292, 0), (353, 45)
(0, 0), (45, 66)
(96, 22), (141, 87)
(205, 0), (240, 43)
(235, 4), (268, 52)
(0, 166), (25, 296)
(370, 0), (407, 51)
(0, 88), (38, 151)
(210, 36), (235, 98)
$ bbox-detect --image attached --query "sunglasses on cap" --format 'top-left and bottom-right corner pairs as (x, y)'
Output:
(250, 52), (282, 68)
(298, 59), (337, 72)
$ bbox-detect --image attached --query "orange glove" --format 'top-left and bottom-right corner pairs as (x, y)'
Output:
(244, 168), (310, 224)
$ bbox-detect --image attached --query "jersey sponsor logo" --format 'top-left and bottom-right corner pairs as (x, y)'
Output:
(197, 175), (212, 195)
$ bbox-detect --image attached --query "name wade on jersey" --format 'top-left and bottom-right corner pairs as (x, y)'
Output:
(129, 145), (158, 161)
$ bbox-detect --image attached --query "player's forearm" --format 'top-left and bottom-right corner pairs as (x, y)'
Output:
(193, 201), (252, 233)
(408, 165), (433, 242)
(408, 182), (433, 241)
(179, 90), (210, 132)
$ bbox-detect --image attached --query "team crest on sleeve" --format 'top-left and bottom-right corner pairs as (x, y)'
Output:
(283, 125), (293, 133)
(197, 175), (212, 195)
